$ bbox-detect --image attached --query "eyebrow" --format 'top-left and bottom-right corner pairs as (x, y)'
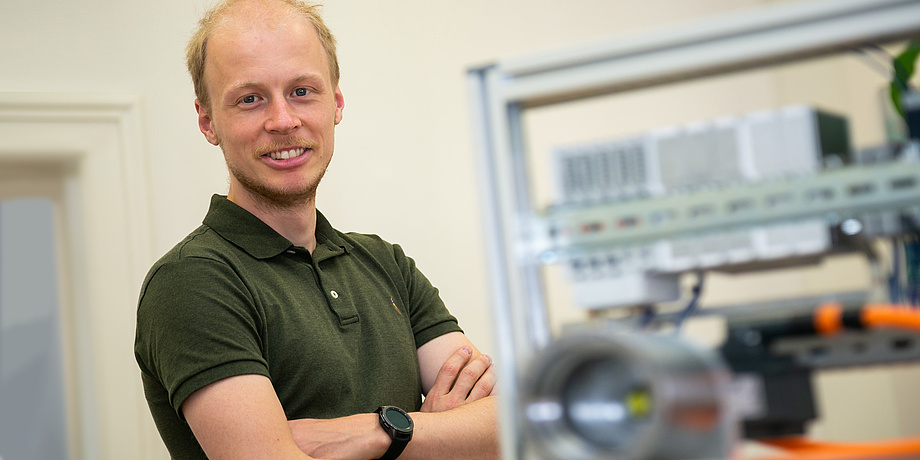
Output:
(226, 73), (328, 96)
(291, 73), (327, 88)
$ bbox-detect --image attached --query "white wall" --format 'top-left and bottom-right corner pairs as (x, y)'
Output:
(2, 0), (917, 458)
(1, 0), (771, 361)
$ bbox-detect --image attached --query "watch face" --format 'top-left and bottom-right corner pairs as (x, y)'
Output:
(384, 407), (413, 431)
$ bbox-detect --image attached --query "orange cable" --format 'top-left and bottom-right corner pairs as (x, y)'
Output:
(861, 304), (920, 332)
(753, 306), (920, 459)
(812, 303), (920, 335)
(757, 436), (920, 460)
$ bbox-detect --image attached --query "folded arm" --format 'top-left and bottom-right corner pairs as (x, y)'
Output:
(292, 332), (500, 459)
(183, 332), (499, 460)
(403, 331), (500, 460)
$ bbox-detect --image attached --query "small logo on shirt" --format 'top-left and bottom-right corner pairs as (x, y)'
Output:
(390, 297), (401, 315)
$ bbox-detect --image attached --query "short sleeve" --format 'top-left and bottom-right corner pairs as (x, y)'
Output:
(135, 255), (270, 417)
(390, 244), (463, 348)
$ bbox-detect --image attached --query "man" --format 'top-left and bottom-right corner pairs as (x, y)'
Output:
(134, 0), (499, 458)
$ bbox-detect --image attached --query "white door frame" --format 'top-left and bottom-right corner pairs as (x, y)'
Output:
(0, 93), (160, 460)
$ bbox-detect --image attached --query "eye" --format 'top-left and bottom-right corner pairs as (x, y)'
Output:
(238, 94), (261, 106)
(293, 88), (310, 97)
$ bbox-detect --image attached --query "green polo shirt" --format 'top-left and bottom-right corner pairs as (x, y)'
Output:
(134, 195), (461, 459)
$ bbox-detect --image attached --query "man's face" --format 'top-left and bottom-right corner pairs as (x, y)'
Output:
(196, 14), (344, 208)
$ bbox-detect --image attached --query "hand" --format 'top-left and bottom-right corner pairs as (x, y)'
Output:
(420, 346), (496, 413)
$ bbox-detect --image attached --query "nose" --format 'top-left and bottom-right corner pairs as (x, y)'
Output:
(264, 99), (302, 134)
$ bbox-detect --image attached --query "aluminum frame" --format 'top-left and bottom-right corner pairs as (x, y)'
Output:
(467, 1), (920, 458)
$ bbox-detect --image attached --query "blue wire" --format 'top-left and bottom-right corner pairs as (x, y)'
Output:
(907, 239), (920, 307)
(635, 305), (657, 330)
(890, 237), (902, 304)
(674, 272), (705, 333)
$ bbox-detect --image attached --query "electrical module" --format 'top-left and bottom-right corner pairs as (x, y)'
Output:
(554, 106), (850, 205)
(552, 106), (852, 309)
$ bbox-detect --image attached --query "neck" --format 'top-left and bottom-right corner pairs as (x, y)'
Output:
(228, 187), (319, 253)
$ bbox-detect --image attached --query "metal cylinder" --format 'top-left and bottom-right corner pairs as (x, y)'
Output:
(520, 324), (735, 460)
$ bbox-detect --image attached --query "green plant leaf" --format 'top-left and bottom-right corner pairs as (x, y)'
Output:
(891, 40), (920, 119)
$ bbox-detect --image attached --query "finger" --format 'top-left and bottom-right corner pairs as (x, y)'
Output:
(466, 364), (497, 402)
(428, 346), (473, 396)
(448, 354), (492, 400)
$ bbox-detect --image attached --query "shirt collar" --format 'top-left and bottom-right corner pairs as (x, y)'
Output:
(313, 208), (351, 262)
(202, 194), (350, 260)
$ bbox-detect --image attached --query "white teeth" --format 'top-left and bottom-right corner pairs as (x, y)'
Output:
(268, 148), (306, 160)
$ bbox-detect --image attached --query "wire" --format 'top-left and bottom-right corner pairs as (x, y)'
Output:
(890, 237), (902, 304)
(673, 271), (705, 334)
(906, 237), (920, 307)
(758, 435), (920, 460)
(900, 215), (920, 307)
(861, 304), (920, 331)
(860, 44), (913, 91)
(855, 45), (899, 82)
(634, 305), (657, 331)
(814, 302), (920, 334)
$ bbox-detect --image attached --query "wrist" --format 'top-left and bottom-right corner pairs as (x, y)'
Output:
(374, 406), (414, 460)
(370, 413), (391, 456)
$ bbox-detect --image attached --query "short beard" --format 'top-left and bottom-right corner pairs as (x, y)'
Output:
(228, 162), (327, 212)
(222, 137), (327, 212)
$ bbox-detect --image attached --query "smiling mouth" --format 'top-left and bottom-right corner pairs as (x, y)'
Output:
(264, 148), (307, 160)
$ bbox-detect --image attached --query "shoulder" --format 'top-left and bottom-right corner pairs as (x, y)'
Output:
(159, 224), (238, 263)
(335, 230), (416, 269)
(139, 225), (245, 300)
(341, 230), (396, 253)
(314, 210), (409, 263)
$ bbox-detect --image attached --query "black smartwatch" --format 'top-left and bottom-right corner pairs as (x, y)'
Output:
(374, 405), (413, 460)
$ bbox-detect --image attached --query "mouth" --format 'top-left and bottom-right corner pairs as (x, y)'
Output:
(264, 147), (308, 160)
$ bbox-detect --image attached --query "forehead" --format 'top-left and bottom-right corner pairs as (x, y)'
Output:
(212, 0), (304, 36)
(205, 6), (330, 87)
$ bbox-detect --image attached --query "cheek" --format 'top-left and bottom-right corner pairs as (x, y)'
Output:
(216, 119), (258, 146)
(318, 113), (340, 133)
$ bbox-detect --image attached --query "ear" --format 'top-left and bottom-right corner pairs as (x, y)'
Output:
(195, 99), (220, 146)
(333, 85), (345, 125)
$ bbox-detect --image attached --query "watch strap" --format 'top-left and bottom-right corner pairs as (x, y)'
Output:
(378, 435), (409, 460)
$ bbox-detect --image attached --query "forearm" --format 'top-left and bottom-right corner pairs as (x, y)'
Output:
(289, 335), (501, 460)
(288, 398), (499, 460)
(402, 396), (500, 460)
(288, 413), (389, 460)
(184, 374), (321, 460)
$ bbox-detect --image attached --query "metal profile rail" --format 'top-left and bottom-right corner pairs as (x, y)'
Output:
(542, 158), (920, 255)
(496, 0), (920, 108)
(467, 1), (920, 459)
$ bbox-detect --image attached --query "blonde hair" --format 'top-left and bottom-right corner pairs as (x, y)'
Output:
(186, 0), (339, 110)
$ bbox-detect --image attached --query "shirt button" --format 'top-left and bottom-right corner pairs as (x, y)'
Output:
(330, 290), (339, 299)
(286, 249), (296, 254)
